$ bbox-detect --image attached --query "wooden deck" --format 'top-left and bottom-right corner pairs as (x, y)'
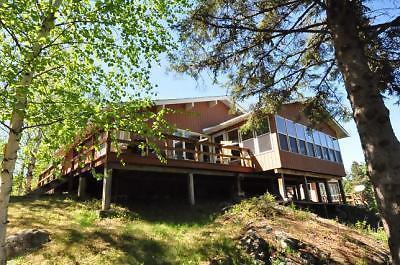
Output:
(37, 132), (260, 188)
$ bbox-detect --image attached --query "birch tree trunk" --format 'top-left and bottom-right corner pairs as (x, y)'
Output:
(25, 130), (43, 194)
(0, 2), (61, 263)
(326, 1), (400, 264)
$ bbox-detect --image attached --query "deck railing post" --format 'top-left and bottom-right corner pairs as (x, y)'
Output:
(102, 166), (113, 211)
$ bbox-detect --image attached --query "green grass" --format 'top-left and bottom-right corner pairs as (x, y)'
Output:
(7, 195), (253, 265)
(6, 194), (389, 265)
(353, 220), (387, 243)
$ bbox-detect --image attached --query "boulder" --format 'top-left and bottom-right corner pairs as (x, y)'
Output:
(240, 229), (273, 264)
(5, 229), (50, 258)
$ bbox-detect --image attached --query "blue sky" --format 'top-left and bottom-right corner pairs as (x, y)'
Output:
(150, 59), (400, 172)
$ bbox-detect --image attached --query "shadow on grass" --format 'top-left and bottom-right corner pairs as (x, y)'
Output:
(122, 200), (227, 227)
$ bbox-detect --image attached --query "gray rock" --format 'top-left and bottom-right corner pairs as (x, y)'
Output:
(274, 230), (305, 251)
(5, 229), (50, 258)
(240, 229), (273, 264)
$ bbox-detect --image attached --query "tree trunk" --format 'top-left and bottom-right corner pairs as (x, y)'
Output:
(0, 2), (62, 263)
(326, 1), (400, 264)
(25, 130), (43, 194)
(0, 77), (30, 263)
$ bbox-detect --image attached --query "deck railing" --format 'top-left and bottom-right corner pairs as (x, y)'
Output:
(37, 132), (257, 188)
(115, 134), (255, 168)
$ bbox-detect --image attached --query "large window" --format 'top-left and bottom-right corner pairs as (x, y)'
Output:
(275, 115), (343, 164)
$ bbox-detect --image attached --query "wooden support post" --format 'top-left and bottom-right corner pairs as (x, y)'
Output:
(78, 176), (86, 198)
(188, 173), (195, 206)
(315, 182), (323, 203)
(338, 179), (347, 204)
(324, 180), (333, 203)
(303, 177), (311, 201)
(278, 174), (287, 201)
(102, 167), (113, 211)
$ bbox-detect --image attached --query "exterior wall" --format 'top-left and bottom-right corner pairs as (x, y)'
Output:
(278, 150), (346, 176)
(161, 101), (238, 133)
(265, 106), (346, 176)
(253, 131), (282, 170)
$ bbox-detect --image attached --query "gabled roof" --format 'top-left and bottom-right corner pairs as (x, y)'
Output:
(154, 95), (246, 114)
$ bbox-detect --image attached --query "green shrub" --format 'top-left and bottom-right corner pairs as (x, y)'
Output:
(354, 220), (387, 243)
(73, 209), (98, 228)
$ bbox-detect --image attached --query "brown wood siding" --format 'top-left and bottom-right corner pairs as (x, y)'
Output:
(279, 149), (346, 176)
(162, 101), (238, 133)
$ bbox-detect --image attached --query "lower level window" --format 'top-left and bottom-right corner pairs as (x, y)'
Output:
(278, 133), (289, 151)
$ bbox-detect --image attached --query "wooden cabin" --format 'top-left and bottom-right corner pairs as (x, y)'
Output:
(36, 96), (349, 210)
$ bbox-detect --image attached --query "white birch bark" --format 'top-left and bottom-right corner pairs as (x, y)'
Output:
(0, 1), (62, 262)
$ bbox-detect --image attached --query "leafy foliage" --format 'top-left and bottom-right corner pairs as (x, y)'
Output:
(0, 0), (186, 175)
(344, 161), (378, 212)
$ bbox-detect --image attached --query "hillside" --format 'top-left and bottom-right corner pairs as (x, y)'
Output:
(7, 195), (389, 265)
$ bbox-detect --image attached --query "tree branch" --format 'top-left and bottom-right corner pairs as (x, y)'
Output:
(21, 118), (64, 130)
(0, 19), (23, 51)
(195, 16), (328, 34)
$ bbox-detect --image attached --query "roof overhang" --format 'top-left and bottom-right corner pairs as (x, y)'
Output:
(203, 112), (251, 134)
(327, 119), (349, 139)
(154, 96), (246, 114)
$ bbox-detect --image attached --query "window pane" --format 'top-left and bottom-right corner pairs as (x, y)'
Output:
(313, 130), (321, 145)
(296, 124), (306, 140)
(315, 145), (322, 159)
(258, 134), (272, 152)
(322, 147), (330, 160)
(298, 140), (307, 155)
(327, 136), (334, 149)
(241, 130), (253, 141)
(307, 142), (315, 157)
(286, 120), (297, 137)
(329, 149), (336, 162)
(289, 137), (298, 153)
(333, 138), (340, 151)
(278, 133), (289, 151)
(275, 116), (287, 134)
(305, 128), (313, 143)
(320, 132), (328, 147)
(335, 151), (342, 163)
(242, 138), (256, 154)
(228, 130), (239, 143)
(255, 120), (270, 136)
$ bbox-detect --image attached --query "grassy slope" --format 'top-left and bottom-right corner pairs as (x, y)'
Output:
(7, 195), (388, 265)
